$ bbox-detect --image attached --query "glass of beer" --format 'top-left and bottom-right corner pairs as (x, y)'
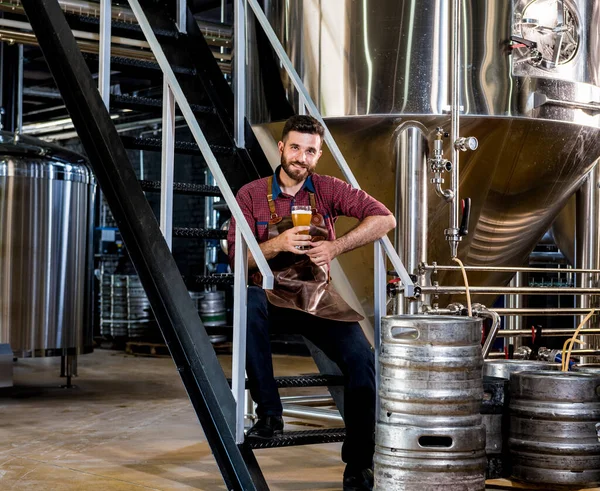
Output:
(291, 205), (312, 250)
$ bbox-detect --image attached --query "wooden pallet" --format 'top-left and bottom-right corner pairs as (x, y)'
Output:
(486, 478), (600, 490)
(125, 341), (170, 357)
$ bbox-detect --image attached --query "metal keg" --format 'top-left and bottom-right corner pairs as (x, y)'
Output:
(482, 359), (561, 478)
(199, 291), (227, 327)
(509, 371), (600, 486)
(574, 364), (600, 375)
(374, 315), (486, 491)
(484, 360), (561, 379)
(99, 274), (154, 338)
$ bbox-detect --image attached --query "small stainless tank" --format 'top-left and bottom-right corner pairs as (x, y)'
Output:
(509, 371), (600, 486)
(375, 315), (486, 491)
(484, 359), (561, 379)
(0, 133), (95, 356)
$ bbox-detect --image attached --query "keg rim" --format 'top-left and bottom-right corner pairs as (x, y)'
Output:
(512, 370), (600, 380)
(382, 314), (481, 323)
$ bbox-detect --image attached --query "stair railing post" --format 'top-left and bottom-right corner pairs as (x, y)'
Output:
(98, 0), (111, 108)
(373, 239), (386, 415)
(234, 0), (246, 148)
(176, 0), (186, 33)
(160, 80), (175, 249)
(232, 226), (249, 443)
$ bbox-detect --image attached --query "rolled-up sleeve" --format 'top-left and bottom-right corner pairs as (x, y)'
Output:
(329, 177), (392, 219)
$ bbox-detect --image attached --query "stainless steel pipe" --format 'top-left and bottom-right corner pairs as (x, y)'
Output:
(493, 308), (598, 315)
(418, 286), (600, 295)
(447, 0), (461, 259)
(576, 164), (600, 364)
(394, 124), (429, 314)
(282, 404), (343, 423)
(421, 263), (600, 274)
(495, 329), (600, 337)
(280, 395), (333, 406)
(487, 349), (600, 359)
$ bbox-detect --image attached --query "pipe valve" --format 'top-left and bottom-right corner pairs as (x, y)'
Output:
(429, 127), (454, 202)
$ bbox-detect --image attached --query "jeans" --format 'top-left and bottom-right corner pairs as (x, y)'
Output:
(245, 286), (376, 469)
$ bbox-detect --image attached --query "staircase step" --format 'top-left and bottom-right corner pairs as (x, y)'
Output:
(111, 94), (215, 115)
(140, 180), (222, 197)
(227, 374), (344, 389)
(121, 136), (234, 156)
(246, 428), (346, 449)
(187, 274), (234, 286)
(82, 52), (196, 75)
(274, 374), (345, 389)
(173, 227), (227, 240)
(68, 13), (180, 38)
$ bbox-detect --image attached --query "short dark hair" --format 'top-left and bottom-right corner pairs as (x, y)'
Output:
(281, 115), (325, 142)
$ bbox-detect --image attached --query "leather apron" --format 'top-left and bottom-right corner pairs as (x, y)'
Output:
(251, 176), (363, 322)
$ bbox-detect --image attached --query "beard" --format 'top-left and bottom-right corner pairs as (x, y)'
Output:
(281, 155), (314, 182)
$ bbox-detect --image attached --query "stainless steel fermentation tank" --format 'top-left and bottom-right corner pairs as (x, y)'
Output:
(0, 133), (96, 357)
(248, 0), (600, 311)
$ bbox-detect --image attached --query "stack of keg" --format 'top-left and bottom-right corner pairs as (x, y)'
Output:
(482, 360), (561, 478)
(189, 290), (227, 343)
(99, 274), (155, 339)
(509, 371), (600, 487)
(374, 315), (486, 490)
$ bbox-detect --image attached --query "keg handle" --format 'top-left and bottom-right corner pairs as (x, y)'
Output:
(384, 325), (420, 343)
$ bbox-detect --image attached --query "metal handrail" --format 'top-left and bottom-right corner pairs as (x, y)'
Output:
(126, 0), (273, 289)
(244, 0), (414, 295)
(127, 0), (275, 446)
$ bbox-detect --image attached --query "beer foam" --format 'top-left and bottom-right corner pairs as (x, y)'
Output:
(292, 210), (312, 214)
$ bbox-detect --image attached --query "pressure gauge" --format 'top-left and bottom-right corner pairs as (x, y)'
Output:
(512, 0), (579, 70)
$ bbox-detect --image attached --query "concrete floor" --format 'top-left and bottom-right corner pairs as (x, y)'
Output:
(0, 349), (345, 490)
(2, 349), (599, 491)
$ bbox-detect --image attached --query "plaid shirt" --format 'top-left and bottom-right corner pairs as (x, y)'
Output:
(227, 167), (392, 265)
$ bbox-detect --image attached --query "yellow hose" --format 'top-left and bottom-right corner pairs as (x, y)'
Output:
(452, 257), (472, 317)
(561, 309), (595, 371)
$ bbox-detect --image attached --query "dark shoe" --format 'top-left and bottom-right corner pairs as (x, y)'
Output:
(343, 466), (374, 491)
(246, 415), (284, 440)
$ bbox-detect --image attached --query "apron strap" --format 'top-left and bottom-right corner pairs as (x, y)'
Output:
(266, 176), (279, 222)
(309, 192), (318, 213)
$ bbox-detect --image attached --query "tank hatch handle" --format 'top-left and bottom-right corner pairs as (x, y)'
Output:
(459, 198), (471, 236)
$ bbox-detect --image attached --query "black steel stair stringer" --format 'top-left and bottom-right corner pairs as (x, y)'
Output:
(19, 0), (264, 489)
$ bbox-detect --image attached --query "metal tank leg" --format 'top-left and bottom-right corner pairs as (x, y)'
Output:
(393, 123), (429, 314)
(60, 353), (78, 388)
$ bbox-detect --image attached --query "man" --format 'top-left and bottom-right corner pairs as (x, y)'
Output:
(227, 115), (396, 491)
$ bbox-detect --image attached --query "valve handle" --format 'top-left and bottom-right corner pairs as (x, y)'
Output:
(459, 197), (471, 236)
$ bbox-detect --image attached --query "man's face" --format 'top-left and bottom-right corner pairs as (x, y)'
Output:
(278, 131), (323, 182)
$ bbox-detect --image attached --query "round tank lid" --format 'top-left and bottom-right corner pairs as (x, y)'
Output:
(0, 131), (88, 165)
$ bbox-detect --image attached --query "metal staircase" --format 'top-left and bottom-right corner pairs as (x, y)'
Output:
(20, 0), (413, 488)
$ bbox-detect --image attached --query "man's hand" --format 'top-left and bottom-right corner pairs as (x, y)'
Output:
(306, 240), (340, 267)
(247, 225), (312, 270)
(272, 226), (313, 254)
